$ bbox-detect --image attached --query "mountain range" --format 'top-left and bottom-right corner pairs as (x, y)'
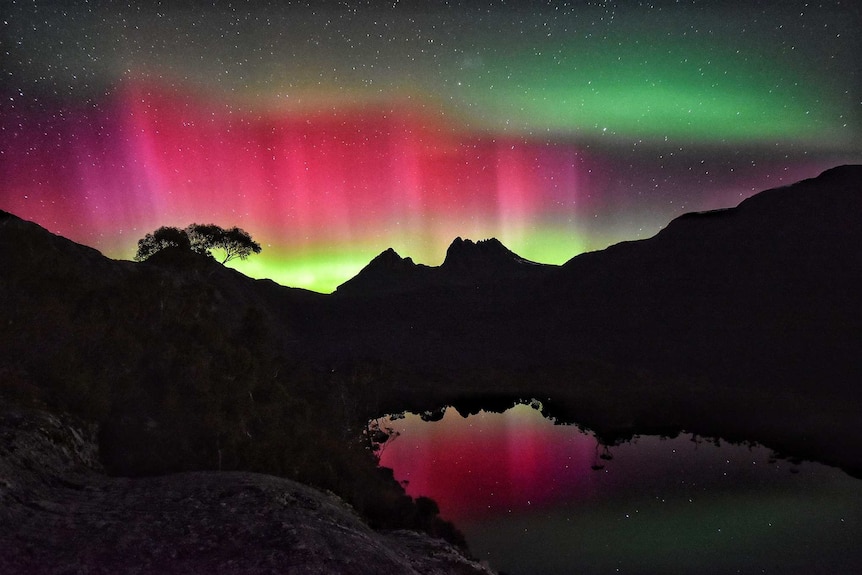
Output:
(1, 165), (861, 477)
(337, 237), (551, 296)
(316, 165), (862, 391)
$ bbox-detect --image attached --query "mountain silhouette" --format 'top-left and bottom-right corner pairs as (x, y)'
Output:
(335, 248), (434, 296)
(316, 167), (861, 380)
(336, 237), (551, 296)
(304, 165), (862, 473)
(1, 165), (861, 478)
(546, 164), (862, 389)
(441, 237), (543, 270)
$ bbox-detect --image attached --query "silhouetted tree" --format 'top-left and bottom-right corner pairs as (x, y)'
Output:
(134, 224), (262, 263)
(185, 223), (223, 257)
(134, 226), (191, 261)
(187, 223), (262, 263)
(220, 226), (262, 262)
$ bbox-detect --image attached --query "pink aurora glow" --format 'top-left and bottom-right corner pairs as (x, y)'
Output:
(0, 81), (841, 291)
(376, 405), (599, 521)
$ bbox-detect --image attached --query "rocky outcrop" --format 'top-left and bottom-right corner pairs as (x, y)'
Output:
(336, 237), (553, 296)
(441, 237), (541, 271)
(0, 407), (495, 575)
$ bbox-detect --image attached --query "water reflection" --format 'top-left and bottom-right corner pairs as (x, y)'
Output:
(377, 403), (862, 575)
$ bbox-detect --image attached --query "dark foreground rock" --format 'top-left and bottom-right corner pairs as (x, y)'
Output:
(0, 407), (494, 575)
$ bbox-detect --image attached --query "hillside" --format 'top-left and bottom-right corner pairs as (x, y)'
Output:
(1, 165), (861, 568)
(546, 164), (862, 389)
(0, 209), (469, 559)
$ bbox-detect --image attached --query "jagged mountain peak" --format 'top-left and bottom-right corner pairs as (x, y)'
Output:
(368, 247), (417, 269)
(335, 237), (550, 295)
(335, 246), (430, 295)
(442, 237), (538, 269)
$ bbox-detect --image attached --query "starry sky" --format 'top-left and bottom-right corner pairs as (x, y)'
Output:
(2, 1), (860, 292)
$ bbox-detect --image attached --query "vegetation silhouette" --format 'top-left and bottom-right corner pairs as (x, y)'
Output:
(133, 226), (191, 261)
(135, 223), (261, 263)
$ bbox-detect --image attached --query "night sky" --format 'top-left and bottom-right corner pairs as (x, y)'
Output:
(2, 1), (860, 292)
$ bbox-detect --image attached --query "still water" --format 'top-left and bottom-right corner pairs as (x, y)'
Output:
(377, 403), (862, 575)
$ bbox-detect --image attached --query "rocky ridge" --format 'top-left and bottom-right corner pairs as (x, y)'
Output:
(336, 237), (552, 296)
(0, 407), (494, 575)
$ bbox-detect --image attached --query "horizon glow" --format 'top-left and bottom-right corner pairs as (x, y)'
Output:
(2, 2), (860, 292)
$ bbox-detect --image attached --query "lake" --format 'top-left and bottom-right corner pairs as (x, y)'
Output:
(376, 402), (862, 575)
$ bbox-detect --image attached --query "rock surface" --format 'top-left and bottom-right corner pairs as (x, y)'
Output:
(0, 407), (494, 575)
